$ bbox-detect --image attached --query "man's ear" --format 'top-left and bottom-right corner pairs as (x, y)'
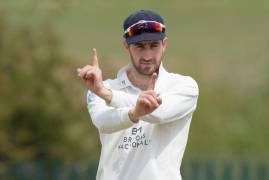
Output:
(123, 39), (129, 50)
(162, 37), (168, 52)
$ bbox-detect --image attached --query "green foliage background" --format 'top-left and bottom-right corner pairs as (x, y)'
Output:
(0, 0), (269, 164)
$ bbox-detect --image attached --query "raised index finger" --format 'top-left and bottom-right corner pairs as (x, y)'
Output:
(92, 48), (99, 67)
(147, 73), (157, 90)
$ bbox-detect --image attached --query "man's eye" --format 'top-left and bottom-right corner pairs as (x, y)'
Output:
(151, 44), (159, 48)
(136, 45), (144, 49)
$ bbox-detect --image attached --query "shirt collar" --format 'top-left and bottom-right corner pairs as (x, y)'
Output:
(116, 62), (168, 92)
(116, 63), (133, 89)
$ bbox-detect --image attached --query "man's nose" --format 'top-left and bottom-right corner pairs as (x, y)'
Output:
(142, 50), (153, 61)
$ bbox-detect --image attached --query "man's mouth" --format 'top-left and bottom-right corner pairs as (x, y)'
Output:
(141, 63), (153, 67)
(141, 61), (153, 65)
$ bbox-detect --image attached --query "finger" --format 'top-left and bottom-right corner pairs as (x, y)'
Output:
(144, 90), (157, 98)
(157, 96), (162, 105)
(140, 98), (151, 108)
(79, 65), (92, 78)
(143, 94), (159, 108)
(85, 69), (95, 79)
(147, 73), (157, 90)
(148, 96), (160, 108)
(141, 92), (160, 106)
(77, 68), (82, 76)
(92, 48), (99, 67)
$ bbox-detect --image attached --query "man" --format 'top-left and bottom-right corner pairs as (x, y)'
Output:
(77, 10), (199, 180)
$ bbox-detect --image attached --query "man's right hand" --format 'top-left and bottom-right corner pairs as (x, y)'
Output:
(77, 48), (112, 103)
(128, 73), (162, 123)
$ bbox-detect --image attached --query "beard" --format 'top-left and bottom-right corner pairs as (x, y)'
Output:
(129, 53), (162, 76)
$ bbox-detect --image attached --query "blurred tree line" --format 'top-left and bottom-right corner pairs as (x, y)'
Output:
(0, 9), (100, 163)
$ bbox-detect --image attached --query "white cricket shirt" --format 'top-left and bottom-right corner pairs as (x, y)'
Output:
(87, 63), (199, 180)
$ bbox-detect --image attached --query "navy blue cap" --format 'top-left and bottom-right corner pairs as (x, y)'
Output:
(123, 10), (166, 44)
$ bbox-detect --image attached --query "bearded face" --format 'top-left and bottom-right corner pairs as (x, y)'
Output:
(128, 40), (166, 76)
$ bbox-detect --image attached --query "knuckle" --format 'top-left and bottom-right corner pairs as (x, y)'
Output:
(86, 65), (92, 69)
(139, 94), (145, 98)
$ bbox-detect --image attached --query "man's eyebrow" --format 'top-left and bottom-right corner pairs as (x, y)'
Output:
(134, 43), (144, 46)
(151, 42), (160, 45)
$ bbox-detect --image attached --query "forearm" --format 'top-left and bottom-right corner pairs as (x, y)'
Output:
(96, 86), (113, 104)
(142, 94), (198, 124)
(109, 89), (137, 107)
(109, 90), (198, 124)
(90, 106), (134, 134)
(87, 91), (135, 134)
(93, 81), (137, 107)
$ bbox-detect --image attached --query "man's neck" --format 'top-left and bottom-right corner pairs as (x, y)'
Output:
(127, 68), (152, 91)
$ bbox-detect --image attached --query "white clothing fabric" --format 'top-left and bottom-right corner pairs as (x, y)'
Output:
(87, 63), (199, 180)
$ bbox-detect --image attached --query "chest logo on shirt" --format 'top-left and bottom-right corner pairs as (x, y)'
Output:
(118, 126), (151, 150)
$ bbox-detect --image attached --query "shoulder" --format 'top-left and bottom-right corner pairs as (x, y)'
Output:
(165, 72), (199, 95)
(171, 73), (198, 88)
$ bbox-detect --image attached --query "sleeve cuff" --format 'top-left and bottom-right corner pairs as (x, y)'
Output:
(120, 108), (136, 127)
(109, 89), (122, 108)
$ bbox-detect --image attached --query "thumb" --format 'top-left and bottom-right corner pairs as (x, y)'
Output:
(147, 73), (157, 90)
(92, 48), (99, 67)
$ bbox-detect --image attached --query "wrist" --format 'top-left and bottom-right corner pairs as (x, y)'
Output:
(128, 108), (139, 123)
(97, 86), (112, 103)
